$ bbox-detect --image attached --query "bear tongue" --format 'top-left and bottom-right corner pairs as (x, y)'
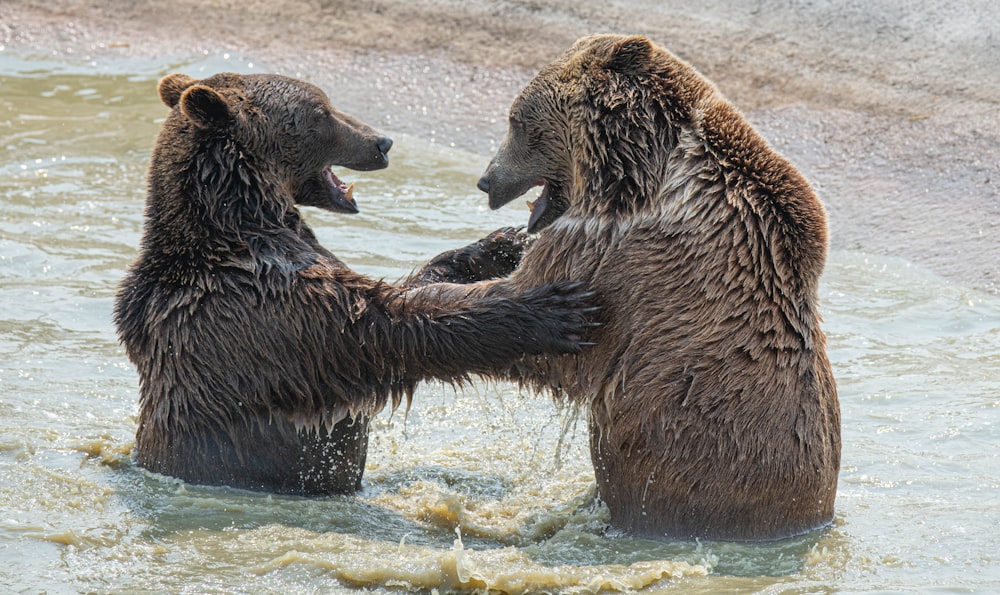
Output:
(323, 167), (358, 213)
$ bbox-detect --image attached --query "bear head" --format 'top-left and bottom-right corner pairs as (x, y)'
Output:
(157, 72), (393, 214)
(477, 34), (711, 232)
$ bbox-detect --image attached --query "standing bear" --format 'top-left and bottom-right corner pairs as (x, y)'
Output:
(115, 72), (596, 496)
(477, 35), (840, 541)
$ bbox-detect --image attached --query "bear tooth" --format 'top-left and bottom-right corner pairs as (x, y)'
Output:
(527, 200), (535, 212)
(345, 183), (354, 199)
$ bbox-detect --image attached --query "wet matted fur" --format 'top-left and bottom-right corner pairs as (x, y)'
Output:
(115, 72), (596, 495)
(478, 35), (840, 541)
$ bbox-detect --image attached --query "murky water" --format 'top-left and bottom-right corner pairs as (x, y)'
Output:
(2, 52), (999, 593)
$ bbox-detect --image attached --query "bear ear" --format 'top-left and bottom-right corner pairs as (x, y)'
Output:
(179, 85), (232, 129)
(158, 73), (198, 108)
(606, 36), (654, 75)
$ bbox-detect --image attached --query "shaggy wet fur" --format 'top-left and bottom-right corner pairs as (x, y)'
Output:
(478, 35), (840, 541)
(115, 72), (595, 495)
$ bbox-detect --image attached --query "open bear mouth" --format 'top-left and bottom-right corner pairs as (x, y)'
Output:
(525, 180), (569, 233)
(323, 167), (358, 213)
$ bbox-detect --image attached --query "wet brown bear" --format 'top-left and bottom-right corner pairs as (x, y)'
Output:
(114, 72), (596, 495)
(477, 35), (840, 541)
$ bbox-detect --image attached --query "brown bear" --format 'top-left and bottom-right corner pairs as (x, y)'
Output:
(477, 35), (840, 541)
(114, 72), (597, 496)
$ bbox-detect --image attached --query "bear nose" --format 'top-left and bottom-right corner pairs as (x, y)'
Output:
(476, 175), (490, 193)
(376, 136), (393, 156)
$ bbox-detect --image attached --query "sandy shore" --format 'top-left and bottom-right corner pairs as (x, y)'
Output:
(3, 0), (998, 294)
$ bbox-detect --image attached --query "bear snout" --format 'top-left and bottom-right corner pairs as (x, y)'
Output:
(478, 170), (533, 211)
(346, 135), (393, 171)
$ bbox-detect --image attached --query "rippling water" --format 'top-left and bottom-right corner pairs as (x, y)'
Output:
(1, 52), (998, 593)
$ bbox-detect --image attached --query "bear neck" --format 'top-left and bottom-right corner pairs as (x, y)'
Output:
(144, 126), (313, 270)
(571, 95), (678, 220)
